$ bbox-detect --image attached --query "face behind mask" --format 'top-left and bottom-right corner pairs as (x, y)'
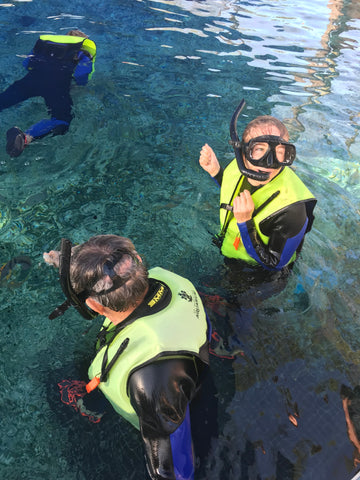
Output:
(241, 135), (296, 169)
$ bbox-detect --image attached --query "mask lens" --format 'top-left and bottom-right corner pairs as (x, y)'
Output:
(275, 144), (286, 163)
(245, 136), (296, 168)
(250, 142), (270, 160)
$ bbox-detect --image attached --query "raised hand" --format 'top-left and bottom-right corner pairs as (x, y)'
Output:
(199, 143), (220, 177)
(43, 250), (60, 268)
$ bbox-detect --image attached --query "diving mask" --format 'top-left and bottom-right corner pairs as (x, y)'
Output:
(242, 135), (296, 169)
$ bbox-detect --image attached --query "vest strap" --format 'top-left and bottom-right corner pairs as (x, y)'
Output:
(86, 337), (129, 393)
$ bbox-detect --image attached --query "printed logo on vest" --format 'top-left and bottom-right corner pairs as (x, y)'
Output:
(148, 284), (165, 307)
(178, 290), (192, 302)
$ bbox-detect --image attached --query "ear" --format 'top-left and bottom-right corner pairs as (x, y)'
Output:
(86, 297), (106, 315)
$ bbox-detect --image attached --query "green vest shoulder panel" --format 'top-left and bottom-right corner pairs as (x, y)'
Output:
(38, 35), (96, 78)
(88, 267), (208, 429)
(39, 35), (96, 56)
(40, 34), (84, 44)
(220, 160), (316, 262)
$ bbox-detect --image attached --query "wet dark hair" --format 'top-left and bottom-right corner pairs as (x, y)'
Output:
(242, 115), (289, 142)
(70, 235), (149, 312)
(67, 29), (88, 38)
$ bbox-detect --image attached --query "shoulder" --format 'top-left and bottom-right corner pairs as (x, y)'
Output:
(129, 357), (198, 398)
(129, 358), (198, 416)
(261, 202), (308, 237)
(223, 158), (239, 174)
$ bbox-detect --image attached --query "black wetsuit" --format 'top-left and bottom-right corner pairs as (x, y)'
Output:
(91, 278), (212, 480)
(129, 358), (204, 480)
(0, 36), (93, 139)
(206, 167), (316, 305)
(214, 167), (315, 270)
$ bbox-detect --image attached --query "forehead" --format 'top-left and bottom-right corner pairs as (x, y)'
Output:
(245, 124), (288, 142)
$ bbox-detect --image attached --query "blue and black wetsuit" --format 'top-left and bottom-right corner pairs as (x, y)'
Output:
(214, 166), (316, 270)
(129, 357), (210, 480)
(86, 272), (213, 480)
(206, 166), (316, 305)
(0, 35), (94, 140)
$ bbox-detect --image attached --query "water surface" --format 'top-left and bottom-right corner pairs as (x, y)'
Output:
(0, 0), (359, 479)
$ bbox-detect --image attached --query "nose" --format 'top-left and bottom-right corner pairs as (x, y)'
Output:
(266, 150), (274, 167)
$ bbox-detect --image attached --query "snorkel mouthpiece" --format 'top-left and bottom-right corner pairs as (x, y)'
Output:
(229, 99), (270, 182)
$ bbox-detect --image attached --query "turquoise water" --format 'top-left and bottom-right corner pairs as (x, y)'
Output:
(0, 0), (359, 478)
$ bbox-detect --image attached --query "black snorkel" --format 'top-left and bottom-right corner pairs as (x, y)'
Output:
(229, 99), (270, 182)
(49, 238), (98, 320)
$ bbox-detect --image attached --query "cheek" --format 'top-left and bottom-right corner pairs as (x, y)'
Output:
(243, 156), (256, 170)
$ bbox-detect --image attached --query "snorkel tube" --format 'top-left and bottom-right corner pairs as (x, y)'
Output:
(229, 99), (270, 182)
(49, 238), (98, 320)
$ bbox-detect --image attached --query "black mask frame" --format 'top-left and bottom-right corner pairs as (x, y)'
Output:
(241, 135), (296, 169)
(228, 99), (292, 182)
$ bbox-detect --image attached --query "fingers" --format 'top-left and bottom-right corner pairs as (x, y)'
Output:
(233, 190), (250, 209)
(199, 144), (220, 176)
(43, 250), (60, 268)
(239, 189), (253, 207)
(199, 143), (213, 166)
(233, 190), (254, 223)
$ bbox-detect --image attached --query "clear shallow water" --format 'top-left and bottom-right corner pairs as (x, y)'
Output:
(0, 0), (359, 479)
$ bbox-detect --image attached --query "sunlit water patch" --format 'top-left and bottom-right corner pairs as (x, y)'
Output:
(0, 0), (359, 479)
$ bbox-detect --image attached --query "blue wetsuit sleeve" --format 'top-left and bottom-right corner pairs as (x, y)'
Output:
(128, 358), (198, 480)
(73, 51), (93, 85)
(22, 49), (34, 70)
(170, 405), (194, 480)
(237, 202), (309, 270)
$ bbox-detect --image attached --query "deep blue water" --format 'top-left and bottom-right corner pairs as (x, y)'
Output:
(0, 0), (359, 479)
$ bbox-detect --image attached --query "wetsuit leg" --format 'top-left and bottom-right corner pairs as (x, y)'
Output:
(0, 74), (35, 111)
(26, 90), (73, 139)
(25, 118), (71, 139)
(190, 369), (218, 476)
(25, 75), (73, 139)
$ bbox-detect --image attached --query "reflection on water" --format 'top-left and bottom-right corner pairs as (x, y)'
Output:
(0, 0), (359, 479)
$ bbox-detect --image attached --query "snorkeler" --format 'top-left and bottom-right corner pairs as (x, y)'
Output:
(199, 100), (317, 272)
(44, 235), (211, 480)
(1, 30), (96, 157)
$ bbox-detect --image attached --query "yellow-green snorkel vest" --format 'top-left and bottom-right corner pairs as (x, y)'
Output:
(219, 159), (316, 264)
(38, 35), (96, 80)
(88, 267), (209, 429)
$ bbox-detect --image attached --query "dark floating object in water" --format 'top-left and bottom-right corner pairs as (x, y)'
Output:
(0, 255), (32, 281)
